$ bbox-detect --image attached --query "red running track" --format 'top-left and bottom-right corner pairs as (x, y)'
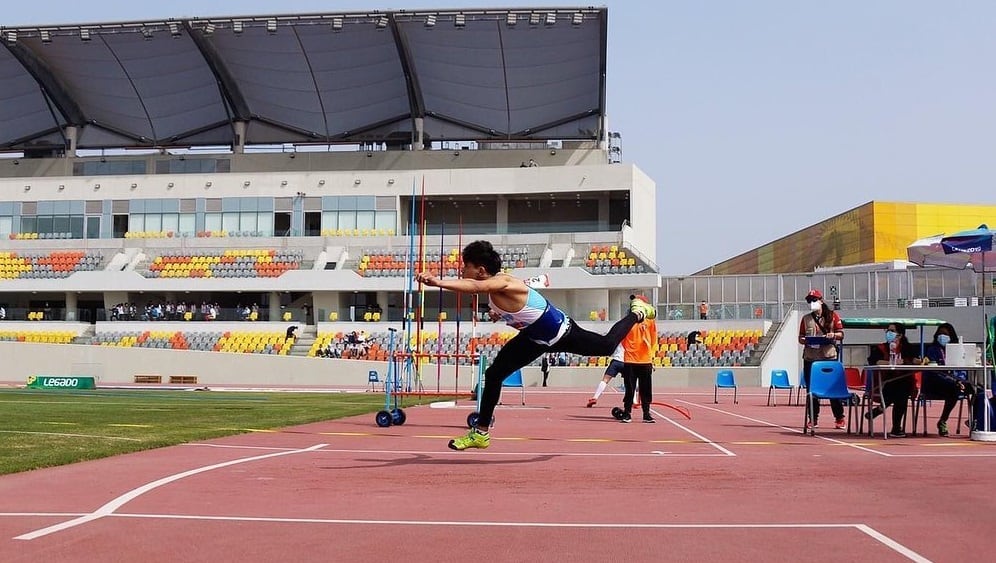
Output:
(0, 387), (993, 562)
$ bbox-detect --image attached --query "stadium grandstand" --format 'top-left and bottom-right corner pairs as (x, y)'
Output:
(0, 7), (683, 389)
(0, 8), (989, 391)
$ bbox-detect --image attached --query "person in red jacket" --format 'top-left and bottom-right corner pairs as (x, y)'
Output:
(619, 295), (660, 423)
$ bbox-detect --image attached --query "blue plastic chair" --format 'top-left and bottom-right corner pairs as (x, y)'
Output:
(767, 369), (795, 406)
(499, 369), (525, 405)
(714, 369), (738, 404)
(805, 361), (854, 435)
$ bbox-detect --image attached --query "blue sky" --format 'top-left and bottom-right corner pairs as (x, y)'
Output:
(7, 1), (996, 274)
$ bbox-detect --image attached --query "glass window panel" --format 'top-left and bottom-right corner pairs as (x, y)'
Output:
(128, 215), (145, 232)
(145, 214), (162, 232)
(322, 196), (339, 211)
(374, 211), (396, 230)
(322, 211), (338, 230)
(204, 213), (222, 232)
(53, 200), (71, 214)
(240, 212), (258, 232)
(258, 197), (274, 212)
(178, 214), (196, 236)
(356, 196), (375, 210)
(356, 211), (375, 230)
(339, 196), (357, 211)
(37, 216), (54, 234)
(241, 198), (258, 212)
(145, 199), (163, 213)
(70, 216), (84, 238)
(20, 217), (36, 233)
(0, 216), (11, 235)
(162, 214), (179, 233)
(222, 198), (240, 212)
(86, 216), (100, 239)
(222, 212), (239, 232)
(339, 211), (356, 230)
(36, 201), (53, 215)
(130, 199), (145, 213)
(162, 199), (179, 213)
(257, 214), (273, 237)
(53, 215), (70, 234)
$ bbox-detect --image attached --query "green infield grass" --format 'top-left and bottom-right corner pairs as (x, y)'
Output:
(0, 388), (446, 475)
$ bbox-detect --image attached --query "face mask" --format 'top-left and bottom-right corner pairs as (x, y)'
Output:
(809, 301), (821, 312)
(885, 331), (897, 343)
(937, 334), (951, 346)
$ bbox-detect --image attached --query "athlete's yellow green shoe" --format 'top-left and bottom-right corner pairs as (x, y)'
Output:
(448, 428), (490, 450)
(629, 294), (656, 320)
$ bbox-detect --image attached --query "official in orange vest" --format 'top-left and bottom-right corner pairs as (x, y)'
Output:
(619, 295), (660, 423)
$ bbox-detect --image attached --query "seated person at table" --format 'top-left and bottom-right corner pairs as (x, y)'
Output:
(866, 322), (917, 438)
(922, 323), (976, 437)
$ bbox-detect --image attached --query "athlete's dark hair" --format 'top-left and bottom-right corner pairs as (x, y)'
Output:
(462, 240), (502, 275)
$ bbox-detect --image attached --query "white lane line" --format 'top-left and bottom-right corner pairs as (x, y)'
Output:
(673, 400), (891, 457)
(111, 513), (930, 560)
(183, 443), (728, 458)
(601, 387), (735, 456)
(855, 524), (933, 562)
(0, 511), (937, 559)
(650, 407), (736, 457)
(14, 443), (328, 541)
(0, 430), (141, 442)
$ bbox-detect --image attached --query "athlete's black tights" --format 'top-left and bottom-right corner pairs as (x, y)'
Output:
(474, 312), (641, 429)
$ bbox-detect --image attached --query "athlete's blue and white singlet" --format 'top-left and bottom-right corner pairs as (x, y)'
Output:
(489, 287), (569, 345)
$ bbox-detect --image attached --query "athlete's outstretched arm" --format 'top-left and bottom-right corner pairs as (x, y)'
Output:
(415, 272), (511, 295)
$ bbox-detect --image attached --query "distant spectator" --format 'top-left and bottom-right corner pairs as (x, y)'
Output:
(0, 305), (5, 320)
(698, 301), (709, 320)
(527, 158), (539, 167)
(687, 330), (701, 346)
(286, 325), (299, 340)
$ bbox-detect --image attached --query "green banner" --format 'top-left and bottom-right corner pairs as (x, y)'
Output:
(26, 376), (96, 390)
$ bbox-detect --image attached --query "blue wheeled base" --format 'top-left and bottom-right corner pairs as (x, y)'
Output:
(375, 328), (406, 427)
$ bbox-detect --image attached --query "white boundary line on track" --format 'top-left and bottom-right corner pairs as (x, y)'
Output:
(13, 443), (328, 541)
(183, 442), (730, 458)
(674, 399), (892, 457)
(650, 408), (737, 457)
(2, 512), (931, 562)
(601, 386), (736, 456)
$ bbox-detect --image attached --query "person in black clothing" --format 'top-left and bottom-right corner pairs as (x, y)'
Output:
(285, 325), (299, 340)
(541, 354), (550, 387)
(866, 322), (917, 438)
(922, 323), (977, 436)
(686, 330), (701, 346)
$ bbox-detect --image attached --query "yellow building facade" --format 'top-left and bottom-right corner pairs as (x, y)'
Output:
(701, 201), (996, 275)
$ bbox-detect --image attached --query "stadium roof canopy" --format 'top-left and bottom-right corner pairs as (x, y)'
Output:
(0, 8), (607, 152)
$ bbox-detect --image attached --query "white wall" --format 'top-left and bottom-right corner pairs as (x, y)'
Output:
(0, 339), (764, 390)
(758, 310), (805, 386)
